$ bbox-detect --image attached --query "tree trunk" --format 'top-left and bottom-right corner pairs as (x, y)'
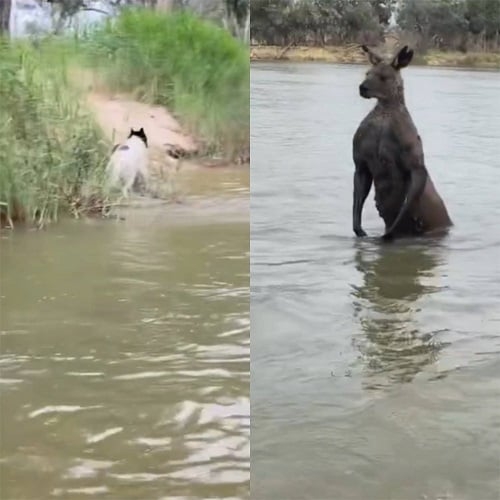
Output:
(1, 0), (11, 35)
(242, 9), (249, 44)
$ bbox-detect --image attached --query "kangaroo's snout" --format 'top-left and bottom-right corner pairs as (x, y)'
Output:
(359, 83), (369, 98)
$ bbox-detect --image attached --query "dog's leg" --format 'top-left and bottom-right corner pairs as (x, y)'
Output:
(121, 175), (132, 199)
(141, 172), (149, 196)
(136, 165), (149, 197)
(123, 169), (137, 199)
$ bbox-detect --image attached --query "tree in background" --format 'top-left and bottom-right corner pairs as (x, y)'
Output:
(250, 0), (500, 52)
(187, 0), (249, 42)
(1, 0), (11, 34)
(464, 0), (500, 49)
(8, 0), (249, 42)
(222, 0), (249, 43)
(251, 0), (387, 46)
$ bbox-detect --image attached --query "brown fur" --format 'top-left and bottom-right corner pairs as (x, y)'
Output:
(352, 44), (452, 241)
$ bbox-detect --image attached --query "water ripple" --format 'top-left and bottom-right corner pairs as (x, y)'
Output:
(0, 210), (249, 498)
(251, 62), (500, 500)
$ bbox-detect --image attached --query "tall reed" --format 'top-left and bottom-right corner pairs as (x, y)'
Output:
(0, 42), (109, 228)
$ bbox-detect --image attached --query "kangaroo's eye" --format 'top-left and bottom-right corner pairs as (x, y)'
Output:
(380, 75), (387, 82)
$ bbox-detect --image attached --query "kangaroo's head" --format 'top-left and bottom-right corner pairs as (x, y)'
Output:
(128, 127), (148, 147)
(359, 45), (414, 105)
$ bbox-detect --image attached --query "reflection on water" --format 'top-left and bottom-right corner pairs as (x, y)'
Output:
(0, 200), (249, 499)
(251, 61), (500, 500)
(351, 241), (448, 388)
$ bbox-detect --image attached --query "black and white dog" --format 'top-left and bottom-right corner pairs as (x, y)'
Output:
(106, 127), (149, 198)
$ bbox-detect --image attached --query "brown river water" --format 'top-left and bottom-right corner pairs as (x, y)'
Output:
(0, 168), (249, 499)
(251, 62), (500, 500)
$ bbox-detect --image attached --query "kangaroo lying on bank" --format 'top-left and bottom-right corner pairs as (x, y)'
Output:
(107, 127), (149, 198)
(352, 44), (452, 241)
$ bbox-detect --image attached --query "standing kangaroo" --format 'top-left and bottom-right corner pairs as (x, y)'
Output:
(352, 44), (452, 240)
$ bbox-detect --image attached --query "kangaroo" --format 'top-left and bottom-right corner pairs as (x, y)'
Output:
(352, 44), (452, 241)
(106, 127), (149, 198)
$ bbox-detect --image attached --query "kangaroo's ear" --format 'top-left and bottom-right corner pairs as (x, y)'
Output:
(361, 44), (382, 66)
(391, 45), (414, 70)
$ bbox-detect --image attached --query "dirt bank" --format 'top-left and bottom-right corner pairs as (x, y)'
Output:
(88, 93), (198, 155)
(86, 91), (198, 179)
(74, 66), (248, 168)
(250, 45), (500, 69)
(84, 88), (249, 201)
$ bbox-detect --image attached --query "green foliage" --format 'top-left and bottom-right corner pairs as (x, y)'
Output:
(251, 0), (500, 51)
(80, 8), (249, 159)
(0, 40), (109, 228)
(397, 0), (500, 50)
(465, 0), (500, 37)
(397, 0), (467, 38)
(250, 0), (390, 45)
(0, 8), (250, 229)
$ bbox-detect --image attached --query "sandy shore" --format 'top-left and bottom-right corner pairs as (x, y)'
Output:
(250, 45), (500, 69)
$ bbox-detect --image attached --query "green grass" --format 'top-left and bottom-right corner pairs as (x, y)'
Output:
(0, 9), (249, 229)
(0, 40), (110, 228)
(79, 8), (250, 160)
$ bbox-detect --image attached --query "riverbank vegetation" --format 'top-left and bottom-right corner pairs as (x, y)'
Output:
(0, 41), (109, 229)
(0, 8), (249, 228)
(250, 45), (500, 68)
(251, 0), (500, 68)
(76, 8), (249, 160)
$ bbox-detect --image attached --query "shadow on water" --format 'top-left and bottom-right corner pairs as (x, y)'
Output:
(350, 239), (450, 389)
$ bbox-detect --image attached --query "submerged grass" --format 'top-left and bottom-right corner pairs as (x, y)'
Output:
(78, 9), (249, 160)
(0, 41), (110, 228)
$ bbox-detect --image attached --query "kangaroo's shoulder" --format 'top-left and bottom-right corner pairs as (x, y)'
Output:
(388, 110), (422, 147)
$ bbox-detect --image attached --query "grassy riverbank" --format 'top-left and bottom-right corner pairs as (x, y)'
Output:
(0, 9), (249, 228)
(80, 9), (249, 160)
(0, 42), (109, 229)
(251, 45), (500, 69)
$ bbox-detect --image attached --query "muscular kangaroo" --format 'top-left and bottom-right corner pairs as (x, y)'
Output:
(352, 44), (452, 240)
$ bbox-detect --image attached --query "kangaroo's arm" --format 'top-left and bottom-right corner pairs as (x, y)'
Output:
(382, 130), (428, 240)
(352, 160), (373, 237)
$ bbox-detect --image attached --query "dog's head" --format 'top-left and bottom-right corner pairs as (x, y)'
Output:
(128, 127), (148, 148)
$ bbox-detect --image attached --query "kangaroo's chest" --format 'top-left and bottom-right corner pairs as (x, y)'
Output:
(354, 117), (409, 221)
(355, 121), (404, 183)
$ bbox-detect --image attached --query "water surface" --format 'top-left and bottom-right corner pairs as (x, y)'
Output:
(1, 192), (249, 499)
(251, 62), (500, 500)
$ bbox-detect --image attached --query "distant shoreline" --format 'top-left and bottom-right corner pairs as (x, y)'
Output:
(250, 45), (500, 70)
